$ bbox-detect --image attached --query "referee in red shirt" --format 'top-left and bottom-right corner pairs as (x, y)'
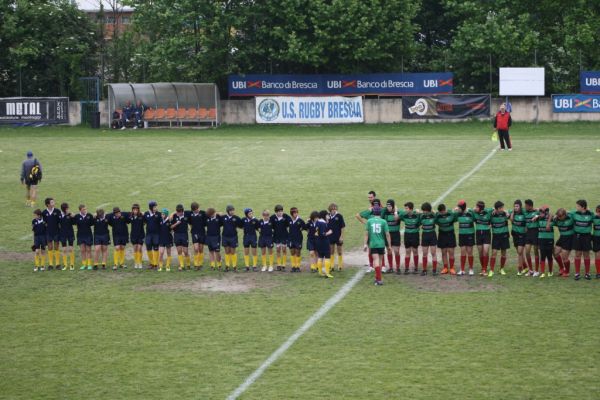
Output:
(494, 103), (512, 151)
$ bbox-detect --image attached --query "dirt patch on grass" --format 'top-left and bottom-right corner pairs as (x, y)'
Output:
(0, 251), (31, 262)
(400, 275), (500, 293)
(138, 273), (278, 294)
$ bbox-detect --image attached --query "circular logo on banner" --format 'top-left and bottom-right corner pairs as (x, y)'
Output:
(258, 99), (280, 122)
(408, 98), (428, 116)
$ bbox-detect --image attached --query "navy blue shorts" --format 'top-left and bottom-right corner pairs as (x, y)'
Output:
(328, 235), (343, 246)
(316, 241), (331, 259)
(174, 233), (189, 247)
(77, 235), (93, 246)
(113, 235), (129, 246)
(222, 235), (238, 248)
(130, 235), (145, 245)
(60, 235), (74, 247)
(34, 235), (47, 249)
(306, 238), (315, 251)
(206, 235), (221, 252)
(243, 235), (257, 248)
(274, 237), (288, 246)
(145, 233), (160, 247)
(191, 233), (205, 244)
(94, 234), (110, 246)
(288, 240), (303, 250)
(46, 233), (60, 243)
(159, 239), (173, 248)
(259, 236), (273, 249)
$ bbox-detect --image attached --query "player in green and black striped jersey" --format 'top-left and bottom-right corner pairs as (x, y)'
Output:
(419, 202), (438, 275)
(382, 200), (401, 273)
(536, 206), (555, 278)
(435, 203), (457, 275)
(569, 199), (593, 280)
(473, 200), (493, 275)
(399, 201), (420, 274)
(454, 200), (475, 275)
(523, 199), (540, 275)
(489, 201), (509, 277)
(553, 208), (574, 277)
(593, 205), (600, 279)
(509, 200), (527, 275)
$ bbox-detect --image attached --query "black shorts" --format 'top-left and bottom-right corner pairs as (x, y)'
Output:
(77, 235), (93, 246)
(389, 231), (401, 247)
(34, 235), (47, 249)
(191, 233), (205, 244)
(492, 232), (510, 250)
(573, 233), (592, 252)
(46, 233), (60, 243)
(328, 235), (343, 246)
(159, 238), (173, 248)
(288, 240), (303, 250)
(25, 179), (39, 188)
(421, 231), (437, 247)
(525, 229), (539, 245)
(259, 236), (274, 249)
(538, 238), (554, 256)
(458, 233), (474, 247)
(556, 235), (573, 251)
(113, 235), (129, 246)
(222, 235), (238, 248)
(206, 235), (221, 252)
(593, 236), (600, 253)
(370, 247), (385, 255)
(476, 230), (491, 245)
(306, 238), (315, 251)
(274, 237), (288, 246)
(130, 235), (144, 245)
(60, 235), (74, 247)
(404, 232), (419, 249)
(437, 231), (456, 249)
(94, 234), (110, 246)
(511, 232), (526, 247)
(174, 233), (189, 247)
(145, 233), (160, 247)
(243, 235), (257, 248)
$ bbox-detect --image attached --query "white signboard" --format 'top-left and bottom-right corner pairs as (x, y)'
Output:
(255, 96), (364, 124)
(499, 68), (545, 96)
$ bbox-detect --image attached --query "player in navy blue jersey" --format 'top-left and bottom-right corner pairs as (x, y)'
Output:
(59, 202), (75, 270)
(158, 208), (173, 271)
(144, 201), (161, 269)
(288, 207), (305, 272)
(305, 211), (319, 272)
(315, 210), (333, 278)
(128, 204), (145, 269)
(187, 202), (206, 269)
(93, 208), (110, 270)
(205, 208), (222, 270)
(221, 205), (243, 271)
(270, 204), (291, 271)
(42, 197), (62, 270)
(328, 203), (346, 271)
(242, 208), (259, 271)
(32, 209), (47, 271)
(74, 204), (94, 270)
(258, 210), (274, 271)
(107, 207), (129, 270)
(171, 204), (191, 271)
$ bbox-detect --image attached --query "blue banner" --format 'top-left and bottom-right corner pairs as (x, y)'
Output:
(229, 73), (453, 96)
(581, 71), (600, 94)
(552, 94), (600, 113)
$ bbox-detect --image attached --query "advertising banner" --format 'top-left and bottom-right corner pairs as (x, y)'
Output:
(552, 94), (600, 113)
(230, 73), (453, 96)
(255, 96), (363, 124)
(580, 71), (600, 94)
(0, 97), (69, 124)
(402, 95), (490, 119)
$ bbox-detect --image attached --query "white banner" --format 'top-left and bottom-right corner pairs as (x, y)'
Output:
(255, 96), (364, 124)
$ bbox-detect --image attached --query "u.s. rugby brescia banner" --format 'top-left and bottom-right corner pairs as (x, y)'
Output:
(255, 96), (364, 124)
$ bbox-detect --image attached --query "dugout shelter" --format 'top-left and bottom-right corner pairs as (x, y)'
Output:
(107, 82), (220, 127)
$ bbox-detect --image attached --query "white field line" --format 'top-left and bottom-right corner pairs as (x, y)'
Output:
(129, 190), (141, 196)
(225, 146), (497, 400)
(95, 202), (110, 209)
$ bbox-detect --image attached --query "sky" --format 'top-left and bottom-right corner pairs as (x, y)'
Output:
(75, 0), (134, 12)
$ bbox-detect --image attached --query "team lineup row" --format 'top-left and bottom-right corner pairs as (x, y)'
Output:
(356, 197), (600, 283)
(30, 198), (346, 278)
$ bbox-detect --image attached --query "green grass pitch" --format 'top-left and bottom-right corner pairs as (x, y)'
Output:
(0, 122), (599, 399)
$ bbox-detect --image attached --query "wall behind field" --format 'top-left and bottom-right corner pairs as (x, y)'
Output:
(78, 98), (600, 126)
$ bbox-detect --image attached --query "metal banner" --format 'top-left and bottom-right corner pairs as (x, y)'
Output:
(0, 97), (69, 124)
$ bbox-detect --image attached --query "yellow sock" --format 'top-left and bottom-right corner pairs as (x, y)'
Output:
(118, 249), (124, 265)
(310, 263), (316, 271)
(269, 254), (274, 267)
(282, 254), (287, 267)
(178, 255), (184, 268)
(232, 254), (238, 267)
(329, 257), (334, 269)
(46, 250), (52, 266)
(253, 255), (258, 267)
(210, 261), (215, 268)
(338, 254), (343, 268)
(154, 251), (159, 265)
(62, 253), (68, 267)
(87, 258), (92, 267)
(217, 259), (222, 268)
(70, 252), (75, 267)
(223, 254), (230, 267)
(261, 254), (267, 266)
(317, 259), (323, 275)
(276, 256), (281, 266)
(244, 255), (250, 267)
(113, 251), (119, 266)
(325, 259), (332, 275)
(185, 255), (190, 267)
(199, 252), (204, 264)
(166, 256), (171, 267)
(34, 255), (40, 267)
(158, 257), (163, 268)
